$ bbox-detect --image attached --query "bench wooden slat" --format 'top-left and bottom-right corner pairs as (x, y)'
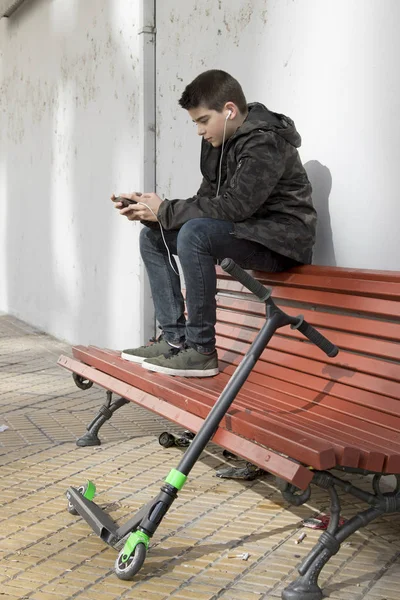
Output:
(216, 304), (400, 362)
(217, 265), (400, 284)
(225, 409), (360, 469)
(216, 296), (400, 343)
(216, 334), (400, 401)
(256, 265), (400, 283)
(72, 346), (337, 471)
(189, 370), (400, 448)
(217, 280), (400, 319)
(236, 273), (400, 300)
(186, 372), (400, 471)
(217, 348), (400, 417)
(216, 320), (400, 382)
(187, 372), (400, 452)
(385, 454), (400, 472)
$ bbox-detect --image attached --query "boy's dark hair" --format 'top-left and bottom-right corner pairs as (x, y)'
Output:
(179, 70), (247, 114)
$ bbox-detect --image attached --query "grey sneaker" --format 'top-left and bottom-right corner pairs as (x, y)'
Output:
(121, 336), (179, 364)
(142, 346), (219, 377)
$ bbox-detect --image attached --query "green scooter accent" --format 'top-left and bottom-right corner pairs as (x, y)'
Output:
(121, 530), (150, 562)
(67, 480), (96, 515)
(165, 468), (187, 490)
(82, 480), (96, 501)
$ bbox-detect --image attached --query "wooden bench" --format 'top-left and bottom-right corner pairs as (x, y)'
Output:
(58, 263), (400, 600)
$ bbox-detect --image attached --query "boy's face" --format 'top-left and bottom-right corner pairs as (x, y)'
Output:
(188, 106), (233, 147)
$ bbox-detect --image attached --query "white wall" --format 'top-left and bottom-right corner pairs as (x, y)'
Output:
(1, 0), (399, 348)
(156, 0), (400, 270)
(0, 0), (154, 347)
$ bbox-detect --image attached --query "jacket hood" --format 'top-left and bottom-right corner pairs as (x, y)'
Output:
(200, 103), (302, 184)
(235, 102), (302, 148)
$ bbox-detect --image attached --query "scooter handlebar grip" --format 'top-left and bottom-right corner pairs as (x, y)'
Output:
(220, 258), (272, 302)
(297, 320), (339, 358)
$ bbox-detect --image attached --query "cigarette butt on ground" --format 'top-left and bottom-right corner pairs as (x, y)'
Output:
(227, 552), (250, 560)
(295, 532), (307, 544)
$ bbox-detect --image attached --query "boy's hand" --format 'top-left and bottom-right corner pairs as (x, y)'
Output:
(111, 192), (163, 222)
(110, 192), (142, 211)
(117, 192), (163, 222)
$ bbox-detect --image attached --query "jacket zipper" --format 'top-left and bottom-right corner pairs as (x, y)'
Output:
(231, 159), (244, 189)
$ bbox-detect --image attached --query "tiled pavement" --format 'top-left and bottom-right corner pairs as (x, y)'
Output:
(0, 313), (399, 600)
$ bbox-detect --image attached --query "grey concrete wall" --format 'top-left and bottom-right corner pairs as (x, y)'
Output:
(0, 0), (154, 348)
(1, 0), (399, 351)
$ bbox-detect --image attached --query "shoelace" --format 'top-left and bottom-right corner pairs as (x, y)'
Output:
(136, 334), (164, 351)
(163, 343), (189, 359)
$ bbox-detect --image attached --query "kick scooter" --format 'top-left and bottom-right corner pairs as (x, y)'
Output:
(66, 258), (338, 580)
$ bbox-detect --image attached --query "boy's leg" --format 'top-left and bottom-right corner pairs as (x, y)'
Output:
(178, 218), (297, 352)
(121, 226), (186, 362)
(142, 218), (298, 375)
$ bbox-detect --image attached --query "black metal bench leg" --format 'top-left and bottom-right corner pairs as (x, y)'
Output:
(281, 471), (399, 600)
(283, 504), (383, 600)
(77, 391), (130, 447)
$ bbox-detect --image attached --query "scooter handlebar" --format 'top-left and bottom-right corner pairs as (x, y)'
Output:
(220, 258), (272, 302)
(221, 258), (339, 359)
(294, 319), (339, 358)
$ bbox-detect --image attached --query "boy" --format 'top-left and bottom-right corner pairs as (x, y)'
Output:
(112, 70), (316, 377)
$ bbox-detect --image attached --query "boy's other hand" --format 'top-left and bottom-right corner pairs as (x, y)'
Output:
(117, 192), (163, 222)
(110, 193), (122, 208)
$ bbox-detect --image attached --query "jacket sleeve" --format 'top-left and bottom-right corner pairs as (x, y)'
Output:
(158, 131), (287, 230)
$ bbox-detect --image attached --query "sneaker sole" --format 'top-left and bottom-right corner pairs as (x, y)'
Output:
(142, 362), (219, 377)
(120, 352), (147, 364)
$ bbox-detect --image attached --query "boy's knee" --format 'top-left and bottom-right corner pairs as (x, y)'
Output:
(177, 219), (209, 253)
(139, 225), (158, 251)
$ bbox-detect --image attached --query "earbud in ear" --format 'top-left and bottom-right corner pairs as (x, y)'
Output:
(226, 110), (232, 120)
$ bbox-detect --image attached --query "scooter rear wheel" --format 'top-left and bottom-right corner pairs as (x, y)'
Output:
(158, 431), (175, 448)
(72, 372), (93, 390)
(67, 481), (96, 515)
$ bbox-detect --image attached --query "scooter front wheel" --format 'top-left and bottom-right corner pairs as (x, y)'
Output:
(114, 543), (146, 580)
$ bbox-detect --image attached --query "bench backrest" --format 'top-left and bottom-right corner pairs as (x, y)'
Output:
(213, 265), (400, 473)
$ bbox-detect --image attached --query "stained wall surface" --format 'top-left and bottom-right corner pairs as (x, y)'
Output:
(0, 0), (154, 347)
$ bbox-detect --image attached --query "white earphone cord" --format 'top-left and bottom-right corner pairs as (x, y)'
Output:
(139, 113), (229, 277)
(137, 202), (179, 276)
(216, 114), (229, 197)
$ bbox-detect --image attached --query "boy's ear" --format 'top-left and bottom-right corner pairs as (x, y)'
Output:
(224, 102), (236, 119)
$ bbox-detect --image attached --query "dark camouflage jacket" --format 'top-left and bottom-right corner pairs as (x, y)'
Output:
(157, 103), (317, 264)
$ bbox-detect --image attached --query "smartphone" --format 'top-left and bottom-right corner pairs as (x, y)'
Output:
(116, 196), (138, 208)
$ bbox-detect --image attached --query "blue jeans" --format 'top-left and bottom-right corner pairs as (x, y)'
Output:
(140, 218), (299, 353)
